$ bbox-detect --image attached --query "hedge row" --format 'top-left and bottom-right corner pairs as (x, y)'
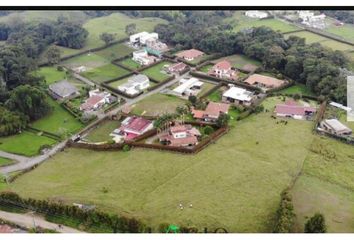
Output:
(273, 190), (296, 233)
(26, 126), (62, 141)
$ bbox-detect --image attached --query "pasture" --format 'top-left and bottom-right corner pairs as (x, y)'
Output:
(95, 43), (134, 61)
(9, 96), (315, 232)
(141, 61), (171, 82)
(81, 64), (130, 83)
(0, 131), (57, 157)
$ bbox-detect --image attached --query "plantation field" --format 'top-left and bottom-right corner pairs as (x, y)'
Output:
(9, 96), (315, 232)
(141, 61), (171, 82)
(291, 136), (354, 232)
(62, 53), (110, 69)
(0, 157), (15, 167)
(0, 131), (57, 157)
(30, 97), (84, 136)
(34, 67), (68, 84)
(277, 84), (315, 96)
(225, 12), (299, 33)
(212, 54), (262, 71)
(81, 64), (130, 83)
(84, 121), (119, 143)
(131, 94), (186, 116)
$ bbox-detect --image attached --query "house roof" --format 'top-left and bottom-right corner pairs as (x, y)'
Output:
(121, 117), (152, 133)
(205, 102), (230, 116)
(173, 78), (202, 94)
(169, 62), (187, 72)
(275, 104), (317, 116)
(129, 74), (149, 83)
(223, 86), (253, 101)
(244, 74), (284, 88)
(0, 225), (14, 233)
(213, 60), (232, 70)
(191, 109), (205, 119)
(80, 95), (104, 111)
(49, 80), (78, 98)
(176, 49), (204, 59)
(168, 135), (198, 147)
(323, 119), (352, 133)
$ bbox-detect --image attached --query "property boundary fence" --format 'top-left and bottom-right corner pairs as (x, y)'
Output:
(26, 127), (62, 141)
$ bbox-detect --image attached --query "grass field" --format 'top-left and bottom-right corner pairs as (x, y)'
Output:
(34, 67), (68, 84)
(206, 88), (223, 102)
(0, 157), (15, 167)
(84, 121), (119, 143)
(225, 11), (299, 33)
(197, 81), (217, 97)
(324, 18), (354, 43)
(95, 43), (134, 61)
(0, 131), (57, 157)
(291, 136), (354, 232)
(141, 61), (171, 82)
(30, 97), (84, 136)
(131, 94), (186, 116)
(9, 96), (315, 232)
(199, 64), (213, 73)
(62, 53), (110, 69)
(212, 54), (262, 71)
(119, 58), (141, 70)
(277, 84), (315, 96)
(81, 64), (130, 83)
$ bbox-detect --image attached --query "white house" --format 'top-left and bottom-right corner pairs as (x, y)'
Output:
(245, 11), (268, 19)
(132, 50), (156, 66)
(80, 89), (113, 111)
(172, 78), (204, 97)
(129, 32), (158, 45)
(222, 86), (254, 106)
(298, 11), (326, 29)
(118, 74), (150, 96)
(73, 66), (87, 73)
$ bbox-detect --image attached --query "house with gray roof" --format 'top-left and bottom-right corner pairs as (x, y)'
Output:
(320, 119), (352, 136)
(48, 80), (79, 100)
(118, 74), (150, 96)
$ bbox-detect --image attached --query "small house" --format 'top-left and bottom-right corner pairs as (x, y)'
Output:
(48, 80), (79, 100)
(118, 74), (150, 96)
(245, 11), (268, 19)
(172, 77), (204, 97)
(129, 32), (158, 45)
(114, 116), (154, 140)
(208, 60), (238, 80)
(167, 62), (188, 74)
(132, 50), (157, 66)
(275, 100), (317, 120)
(244, 74), (284, 90)
(192, 102), (230, 122)
(145, 38), (169, 57)
(176, 49), (204, 61)
(320, 119), (352, 136)
(80, 89), (113, 111)
(159, 124), (201, 147)
(222, 86), (254, 106)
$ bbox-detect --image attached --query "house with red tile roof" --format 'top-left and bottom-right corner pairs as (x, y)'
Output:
(159, 124), (201, 147)
(116, 116), (154, 140)
(80, 89), (115, 112)
(176, 49), (204, 61)
(167, 62), (188, 74)
(208, 60), (238, 80)
(275, 100), (317, 120)
(244, 74), (285, 90)
(192, 102), (230, 122)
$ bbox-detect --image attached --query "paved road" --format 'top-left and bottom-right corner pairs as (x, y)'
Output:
(0, 72), (188, 175)
(0, 210), (84, 233)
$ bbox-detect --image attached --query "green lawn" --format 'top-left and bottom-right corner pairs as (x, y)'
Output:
(30, 97), (84, 137)
(34, 67), (68, 84)
(131, 93), (186, 116)
(119, 58), (141, 70)
(291, 136), (354, 232)
(225, 11), (299, 33)
(9, 96), (315, 232)
(107, 76), (131, 89)
(84, 121), (120, 143)
(141, 61), (171, 82)
(199, 64), (213, 73)
(324, 18), (354, 43)
(212, 54), (262, 71)
(206, 88), (223, 102)
(62, 53), (110, 69)
(0, 157), (15, 167)
(0, 131), (57, 157)
(197, 81), (216, 97)
(81, 64), (130, 83)
(278, 84), (315, 96)
(95, 43), (134, 61)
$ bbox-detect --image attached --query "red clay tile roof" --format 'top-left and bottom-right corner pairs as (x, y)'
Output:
(275, 104), (317, 116)
(167, 135), (198, 147)
(205, 102), (230, 116)
(213, 60), (232, 70)
(169, 62), (187, 72)
(244, 74), (284, 88)
(80, 95), (104, 111)
(123, 117), (152, 133)
(191, 109), (205, 119)
(176, 49), (204, 59)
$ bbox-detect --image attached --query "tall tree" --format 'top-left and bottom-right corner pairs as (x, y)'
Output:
(125, 23), (136, 36)
(0, 106), (27, 136)
(304, 213), (327, 233)
(99, 32), (116, 45)
(45, 46), (61, 65)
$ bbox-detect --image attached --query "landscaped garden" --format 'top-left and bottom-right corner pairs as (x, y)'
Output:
(141, 61), (172, 82)
(81, 64), (131, 83)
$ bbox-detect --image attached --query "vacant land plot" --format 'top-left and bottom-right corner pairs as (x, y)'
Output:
(95, 43), (134, 61)
(34, 67), (67, 85)
(291, 136), (354, 232)
(131, 94), (186, 116)
(324, 18), (354, 43)
(30, 97), (84, 136)
(10, 96), (315, 232)
(62, 53), (110, 69)
(84, 121), (119, 143)
(278, 84), (315, 96)
(119, 58), (141, 70)
(199, 64), (213, 73)
(0, 157), (15, 167)
(0, 131), (57, 157)
(225, 12), (299, 33)
(141, 61), (171, 82)
(81, 64), (130, 83)
(206, 88), (224, 102)
(212, 54), (262, 71)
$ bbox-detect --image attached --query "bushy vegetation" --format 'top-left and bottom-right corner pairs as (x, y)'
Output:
(273, 190), (296, 233)
(304, 213), (327, 233)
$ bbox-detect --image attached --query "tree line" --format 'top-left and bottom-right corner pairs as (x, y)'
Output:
(322, 10), (354, 24)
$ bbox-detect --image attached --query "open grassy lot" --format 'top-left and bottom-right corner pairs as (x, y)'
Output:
(277, 84), (315, 96)
(62, 53), (110, 69)
(107, 76), (131, 89)
(291, 136), (354, 232)
(0, 157), (15, 167)
(9, 96), (315, 232)
(84, 121), (119, 143)
(225, 11), (299, 33)
(131, 93), (186, 116)
(324, 18), (354, 43)
(81, 64), (130, 83)
(95, 43), (134, 61)
(206, 88), (223, 102)
(34, 67), (67, 85)
(0, 131), (57, 157)
(212, 54), (262, 71)
(197, 81), (217, 97)
(30, 97), (84, 136)
(119, 58), (141, 70)
(141, 61), (171, 82)
(199, 64), (213, 73)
